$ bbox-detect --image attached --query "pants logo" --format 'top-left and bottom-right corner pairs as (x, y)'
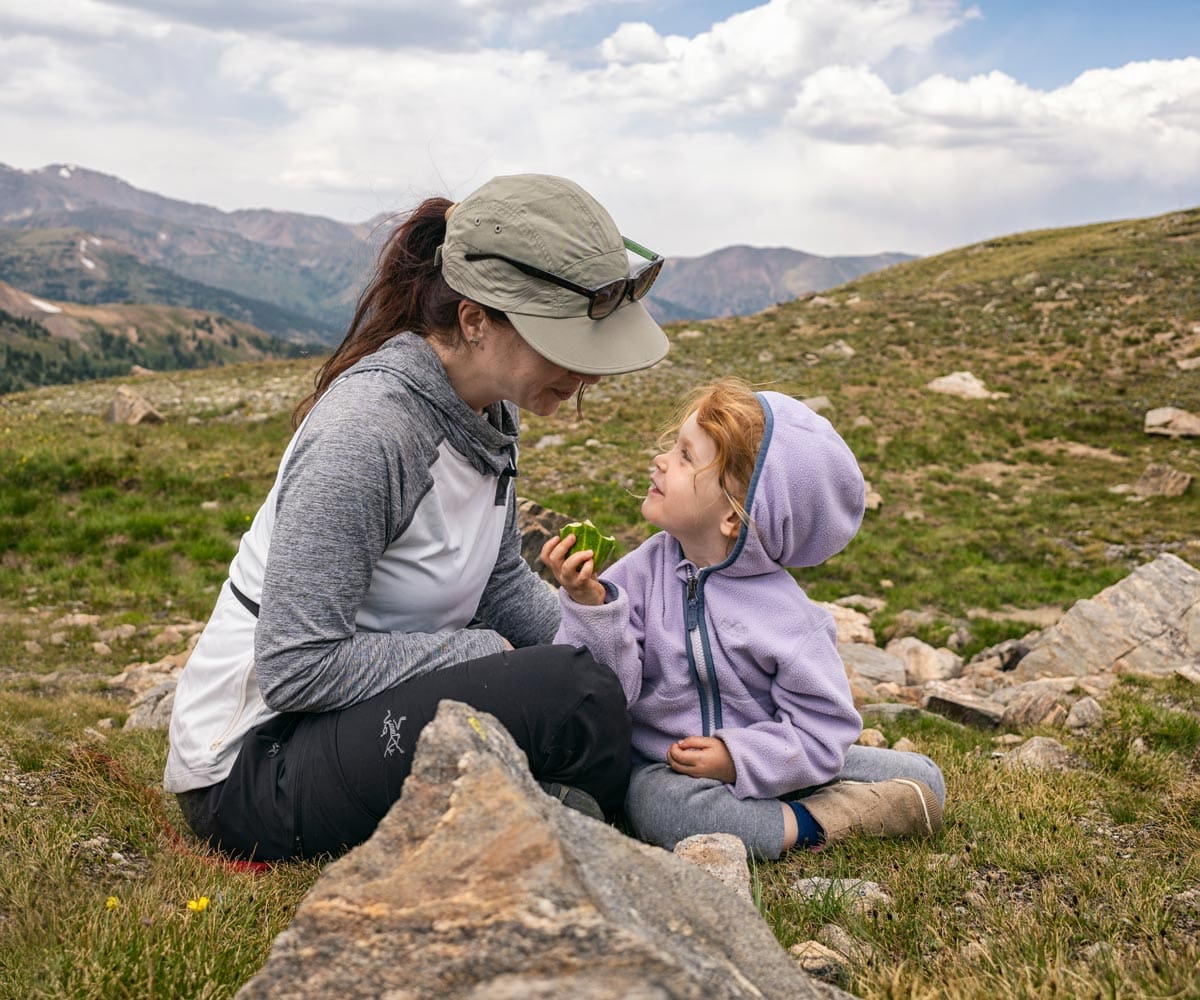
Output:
(379, 708), (408, 758)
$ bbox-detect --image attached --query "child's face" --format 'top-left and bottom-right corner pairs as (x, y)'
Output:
(642, 411), (740, 566)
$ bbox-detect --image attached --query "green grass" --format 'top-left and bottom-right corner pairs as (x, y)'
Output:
(0, 712), (319, 1000)
(0, 206), (1198, 996)
(756, 702), (1200, 999)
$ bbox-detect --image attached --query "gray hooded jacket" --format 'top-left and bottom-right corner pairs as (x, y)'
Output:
(165, 333), (557, 792)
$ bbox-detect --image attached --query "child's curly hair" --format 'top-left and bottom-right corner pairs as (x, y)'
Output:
(662, 377), (765, 527)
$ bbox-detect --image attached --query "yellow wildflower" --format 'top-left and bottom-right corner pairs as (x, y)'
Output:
(187, 896), (210, 912)
(106, 896), (120, 910)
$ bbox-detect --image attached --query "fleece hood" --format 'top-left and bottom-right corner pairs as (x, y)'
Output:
(719, 391), (865, 576)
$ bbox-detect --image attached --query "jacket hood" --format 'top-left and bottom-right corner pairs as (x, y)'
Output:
(717, 391), (864, 577)
(346, 332), (520, 477)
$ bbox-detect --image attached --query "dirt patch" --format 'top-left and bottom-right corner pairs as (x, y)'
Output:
(967, 605), (1064, 628)
(1029, 439), (1129, 463)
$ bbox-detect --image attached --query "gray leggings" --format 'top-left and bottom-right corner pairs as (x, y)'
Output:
(626, 744), (946, 860)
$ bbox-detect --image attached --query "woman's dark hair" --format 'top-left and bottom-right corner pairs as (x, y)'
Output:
(292, 196), (506, 427)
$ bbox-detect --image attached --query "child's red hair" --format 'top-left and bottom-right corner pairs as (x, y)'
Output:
(663, 377), (765, 526)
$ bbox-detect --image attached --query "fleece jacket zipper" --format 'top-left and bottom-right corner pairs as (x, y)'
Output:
(684, 566), (723, 736)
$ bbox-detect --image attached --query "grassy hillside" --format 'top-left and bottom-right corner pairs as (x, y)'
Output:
(0, 207), (1197, 998)
(519, 207), (1200, 646)
(8, 206), (366, 334)
(0, 227), (335, 344)
(0, 284), (321, 395)
(1, 206), (1197, 643)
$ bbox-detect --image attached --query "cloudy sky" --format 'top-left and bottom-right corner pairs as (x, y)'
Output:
(1, 0), (1198, 258)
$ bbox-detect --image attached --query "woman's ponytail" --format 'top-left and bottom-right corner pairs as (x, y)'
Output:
(292, 197), (467, 427)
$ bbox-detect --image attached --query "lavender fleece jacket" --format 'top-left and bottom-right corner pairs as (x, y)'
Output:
(556, 392), (865, 800)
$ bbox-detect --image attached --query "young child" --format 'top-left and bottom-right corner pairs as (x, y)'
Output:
(542, 378), (945, 858)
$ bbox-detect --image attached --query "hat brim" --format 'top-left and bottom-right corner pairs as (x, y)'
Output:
(505, 298), (670, 376)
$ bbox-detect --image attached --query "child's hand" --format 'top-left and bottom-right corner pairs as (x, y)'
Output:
(540, 533), (606, 607)
(667, 736), (736, 783)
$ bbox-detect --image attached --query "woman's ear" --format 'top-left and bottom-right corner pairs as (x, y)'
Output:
(457, 300), (489, 345)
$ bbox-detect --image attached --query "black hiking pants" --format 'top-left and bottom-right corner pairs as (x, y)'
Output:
(176, 644), (631, 861)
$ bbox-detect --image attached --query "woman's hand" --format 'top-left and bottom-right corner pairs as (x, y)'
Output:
(667, 735), (736, 783)
(540, 533), (606, 607)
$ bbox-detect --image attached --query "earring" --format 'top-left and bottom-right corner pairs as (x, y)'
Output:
(468, 338), (481, 348)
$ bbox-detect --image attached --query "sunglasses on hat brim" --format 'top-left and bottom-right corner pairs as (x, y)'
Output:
(465, 237), (664, 321)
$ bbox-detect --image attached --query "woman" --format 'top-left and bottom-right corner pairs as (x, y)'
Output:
(164, 174), (670, 861)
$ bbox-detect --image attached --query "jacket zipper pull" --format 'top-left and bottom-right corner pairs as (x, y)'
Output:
(494, 460), (518, 505)
(685, 572), (699, 629)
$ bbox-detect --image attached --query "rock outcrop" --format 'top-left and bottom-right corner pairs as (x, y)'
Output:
(925, 371), (1009, 400)
(236, 700), (847, 1000)
(106, 385), (164, 424)
(1144, 406), (1200, 438)
(1013, 553), (1200, 680)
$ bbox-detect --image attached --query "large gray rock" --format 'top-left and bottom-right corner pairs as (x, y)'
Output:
(236, 700), (848, 1000)
(1014, 554), (1200, 679)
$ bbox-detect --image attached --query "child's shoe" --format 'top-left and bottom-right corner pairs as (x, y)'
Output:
(800, 778), (942, 846)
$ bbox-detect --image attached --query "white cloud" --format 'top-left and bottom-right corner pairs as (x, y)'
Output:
(0, 0), (144, 38)
(0, 0), (1197, 259)
(599, 22), (676, 64)
(589, 0), (972, 121)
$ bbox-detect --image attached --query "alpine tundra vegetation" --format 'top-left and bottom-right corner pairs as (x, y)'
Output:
(0, 207), (1197, 998)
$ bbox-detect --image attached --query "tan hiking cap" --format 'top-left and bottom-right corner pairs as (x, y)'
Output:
(437, 174), (669, 376)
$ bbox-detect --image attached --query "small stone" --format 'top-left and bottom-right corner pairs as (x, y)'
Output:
(672, 833), (752, 904)
(926, 371), (1008, 400)
(1066, 696), (1103, 728)
(856, 728), (888, 748)
(959, 940), (990, 963)
(923, 684), (1003, 728)
(150, 626), (185, 648)
(1001, 687), (1069, 730)
(791, 877), (892, 914)
(1144, 406), (1200, 438)
(1131, 463), (1192, 497)
(788, 941), (850, 988)
(1003, 736), (1076, 772)
(840, 643), (907, 686)
(106, 386), (164, 425)
(1175, 665), (1200, 686)
(821, 603), (875, 644)
(887, 635), (963, 684)
(53, 612), (101, 627)
(836, 594), (887, 614)
(858, 703), (926, 724)
(815, 924), (876, 965)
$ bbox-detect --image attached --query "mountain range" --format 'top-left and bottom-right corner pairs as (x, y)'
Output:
(0, 163), (915, 392)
